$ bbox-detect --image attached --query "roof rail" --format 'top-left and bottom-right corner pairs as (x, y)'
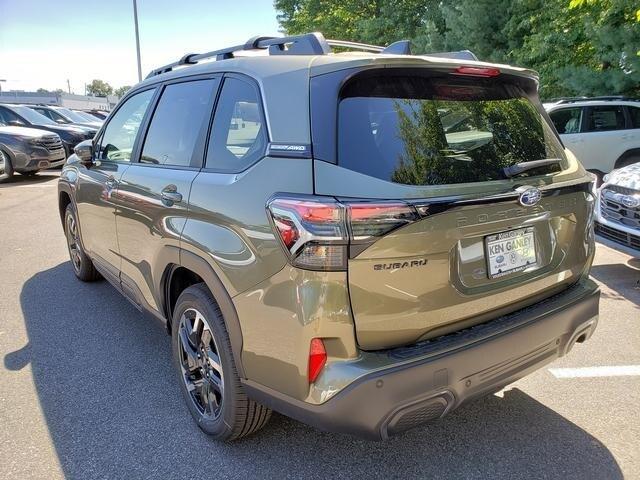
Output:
(146, 32), (479, 78)
(146, 32), (331, 78)
(553, 96), (640, 104)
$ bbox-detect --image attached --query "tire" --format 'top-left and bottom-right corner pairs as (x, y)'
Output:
(172, 283), (271, 441)
(64, 204), (101, 281)
(0, 149), (14, 180)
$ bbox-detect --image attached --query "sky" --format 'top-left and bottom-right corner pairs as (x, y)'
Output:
(0, 0), (281, 93)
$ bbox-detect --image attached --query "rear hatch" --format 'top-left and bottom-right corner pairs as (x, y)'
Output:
(310, 64), (595, 350)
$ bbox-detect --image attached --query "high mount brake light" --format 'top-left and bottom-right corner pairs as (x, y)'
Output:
(453, 66), (501, 77)
(267, 196), (420, 271)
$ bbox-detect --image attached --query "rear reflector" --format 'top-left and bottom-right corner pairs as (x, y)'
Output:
(308, 338), (327, 383)
(453, 66), (500, 77)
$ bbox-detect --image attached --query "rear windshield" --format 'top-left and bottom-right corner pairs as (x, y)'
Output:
(338, 74), (565, 185)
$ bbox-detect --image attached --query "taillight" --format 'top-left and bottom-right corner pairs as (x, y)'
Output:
(267, 196), (348, 270)
(267, 196), (420, 270)
(348, 202), (419, 241)
(453, 66), (500, 77)
(308, 338), (327, 383)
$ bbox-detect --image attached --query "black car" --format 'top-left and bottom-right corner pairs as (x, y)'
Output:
(0, 120), (66, 179)
(0, 104), (94, 157)
(30, 105), (102, 130)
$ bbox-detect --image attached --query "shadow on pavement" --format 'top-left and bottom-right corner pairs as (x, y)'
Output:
(7, 262), (623, 479)
(590, 262), (640, 308)
(0, 171), (59, 187)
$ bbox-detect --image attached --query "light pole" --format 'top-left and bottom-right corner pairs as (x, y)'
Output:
(133, 0), (142, 82)
(0, 79), (5, 95)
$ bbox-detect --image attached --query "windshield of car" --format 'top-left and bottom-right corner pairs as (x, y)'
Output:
(57, 108), (92, 123)
(338, 73), (566, 185)
(73, 110), (101, 122)
(11, 105), (57, 125)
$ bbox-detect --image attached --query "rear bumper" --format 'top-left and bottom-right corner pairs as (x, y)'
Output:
(244, 279), (600, 440)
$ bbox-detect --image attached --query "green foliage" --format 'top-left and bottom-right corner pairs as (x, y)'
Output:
(86, 79), (113, 97)
(114, 86), (131, 98)
(274, 0), (640, 98)
(391, 98), (554, 185)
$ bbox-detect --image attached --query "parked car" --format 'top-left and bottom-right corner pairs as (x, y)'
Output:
(58, 33), (600, 441)
(28, 105), (102, 130)
(0, 120), (66, 179)
(71, 109), (104, 125)
(545, 97), (640, 181)
(595, 161), (640, 252)
(87, 110), (109, 120)
(0, 104), (93, 157)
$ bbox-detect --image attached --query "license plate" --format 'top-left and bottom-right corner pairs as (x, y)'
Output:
(485, 227), (537, 278)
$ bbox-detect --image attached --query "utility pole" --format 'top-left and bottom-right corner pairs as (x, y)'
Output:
(0, 79), (5, 94)
(133, 0), (142, 82)
(67, 79), (71, 94)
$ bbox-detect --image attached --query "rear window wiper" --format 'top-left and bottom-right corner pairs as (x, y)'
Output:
(502, 158), (562, 178)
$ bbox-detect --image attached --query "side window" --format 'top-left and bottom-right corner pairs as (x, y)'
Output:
(97, 89), (154, 162)
(549, 107), (583, 134)
(205, 77), (266, 172)
(629, 106), (640, 129)
(140, 79), (217, 167)
(585, 105), (626, 132)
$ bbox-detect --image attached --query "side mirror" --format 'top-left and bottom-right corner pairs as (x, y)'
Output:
(74, 140), (94, 165)
(8, 120), (24, 127)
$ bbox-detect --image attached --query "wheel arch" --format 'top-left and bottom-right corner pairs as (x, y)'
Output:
(164, 251), (246, 378)
(58, 190), (72, 226)
(615, 148), (640, 170)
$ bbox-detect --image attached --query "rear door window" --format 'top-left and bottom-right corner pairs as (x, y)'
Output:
(549, 107), (583, 134)
(338, 74), (565, 186)
(584, 105), (626, 132)
(140, 79), (218, 167)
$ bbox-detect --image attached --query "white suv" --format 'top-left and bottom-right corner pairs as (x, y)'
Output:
(545, 97), (640, 179)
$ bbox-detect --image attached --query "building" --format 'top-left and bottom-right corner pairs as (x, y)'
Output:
(0, 91), (118, 110)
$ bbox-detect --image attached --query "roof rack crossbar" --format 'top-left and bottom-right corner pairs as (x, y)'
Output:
(325, 39), (383, 52)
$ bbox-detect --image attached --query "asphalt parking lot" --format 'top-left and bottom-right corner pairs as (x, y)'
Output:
(1, 171), (639, 480)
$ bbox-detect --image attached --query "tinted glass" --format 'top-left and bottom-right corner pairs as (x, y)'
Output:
(0, 107), (24, 124)
(629, 106), (640, 129)
(338, 74), (565, 186)
(57, 107), (91, 123)
(585, 105), (626, 132)
(549, 107), (583, 134)
(98, 89), (154, 162)
(140, 79), (216, 167)
(10, 105), (56, 125)
(205, 78), (266, 172)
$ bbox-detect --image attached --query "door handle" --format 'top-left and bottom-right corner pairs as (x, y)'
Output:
(105, 176), (118, 189)
(161, 185), (182, 204)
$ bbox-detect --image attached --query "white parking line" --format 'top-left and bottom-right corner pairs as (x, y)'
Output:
(549, 365), (640, 378)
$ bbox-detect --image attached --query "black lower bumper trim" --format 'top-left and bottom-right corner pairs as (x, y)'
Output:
(243, 280), (600, 440)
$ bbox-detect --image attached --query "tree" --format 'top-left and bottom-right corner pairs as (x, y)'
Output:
(86, 79), (113, 97)
(275, 0), (640, 98)
(36, 88), (50, 93)
(114, 86), (131, 98)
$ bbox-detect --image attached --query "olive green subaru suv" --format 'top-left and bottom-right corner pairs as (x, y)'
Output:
(58, 33), (600, 441)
